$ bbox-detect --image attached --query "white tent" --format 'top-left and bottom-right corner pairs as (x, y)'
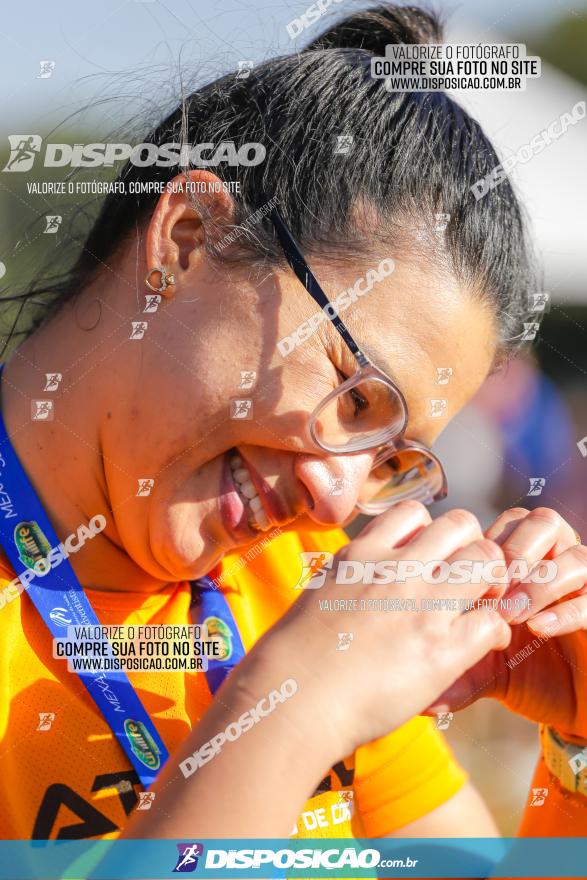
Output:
(448, 23), (587, 304)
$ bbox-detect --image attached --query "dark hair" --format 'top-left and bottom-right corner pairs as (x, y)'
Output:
(1, 4), (537, 358)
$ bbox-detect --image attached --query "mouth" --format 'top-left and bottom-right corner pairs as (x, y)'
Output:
(219, 448), (279, 544)
(229, 450), (272, 531)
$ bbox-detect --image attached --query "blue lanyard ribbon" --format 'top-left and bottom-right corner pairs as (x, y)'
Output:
(0, 369), (244, 787)
(192, 577), (246, 694)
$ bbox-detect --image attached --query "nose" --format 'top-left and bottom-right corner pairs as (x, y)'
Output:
(294, 451), (374, 526)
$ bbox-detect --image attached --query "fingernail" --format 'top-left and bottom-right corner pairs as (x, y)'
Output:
(503, 591), (532, 622)
(528, 612), (559, 635)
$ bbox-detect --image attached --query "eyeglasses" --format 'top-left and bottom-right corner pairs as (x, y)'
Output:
(270, 208), (448, 515)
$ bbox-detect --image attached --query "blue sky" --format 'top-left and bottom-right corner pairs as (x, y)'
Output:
(0, 0), (585, 132)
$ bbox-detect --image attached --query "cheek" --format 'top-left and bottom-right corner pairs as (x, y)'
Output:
(264, 365), (333, 431)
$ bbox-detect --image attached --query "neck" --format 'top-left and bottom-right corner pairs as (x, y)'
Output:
(1, 306), (166, 594)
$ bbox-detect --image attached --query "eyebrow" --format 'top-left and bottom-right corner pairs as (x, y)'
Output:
(356, 341), (434, 447)
(356, 341), (400, 388)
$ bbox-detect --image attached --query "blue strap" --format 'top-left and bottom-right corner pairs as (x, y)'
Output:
(192, 576), (246, 695)
(0, 372), (172, 786)
(0, 367), (246, 787)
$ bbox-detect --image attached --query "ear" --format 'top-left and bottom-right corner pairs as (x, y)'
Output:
(145, 169), (234, 280)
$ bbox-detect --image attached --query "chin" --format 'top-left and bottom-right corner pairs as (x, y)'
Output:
(156, 537), (226, 582)
(150, 509), (227, 582)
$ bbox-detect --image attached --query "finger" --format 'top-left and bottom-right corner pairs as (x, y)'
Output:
(448, 608), (512, 676)
(432, 539), (507, 613)
(499, 508), (574, 590)
(485, 507), (530, 544)
(528, 592), (587, 637)
(483, 508), (531, 602)
(351, 500), (432, 558)
(508, 543), (587, 624)
(405, 508), (483, 563)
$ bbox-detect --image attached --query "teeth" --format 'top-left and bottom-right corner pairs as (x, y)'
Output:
(229, 451), (271, 531)
(253, 508), (270, 529)
(240, 480), (257, 500)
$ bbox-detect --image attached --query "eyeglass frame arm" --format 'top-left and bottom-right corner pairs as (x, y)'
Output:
(270, 208), (369, 368)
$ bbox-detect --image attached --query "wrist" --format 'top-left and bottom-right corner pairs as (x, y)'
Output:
(242, 633), (351, 767)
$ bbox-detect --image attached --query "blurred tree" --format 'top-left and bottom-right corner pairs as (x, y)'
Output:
(529, 12), (587, 86)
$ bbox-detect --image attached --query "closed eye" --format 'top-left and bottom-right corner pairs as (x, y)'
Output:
(336, 369), (369, 417)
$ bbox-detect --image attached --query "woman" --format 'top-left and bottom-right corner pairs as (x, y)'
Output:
(0, 3), (586, 848)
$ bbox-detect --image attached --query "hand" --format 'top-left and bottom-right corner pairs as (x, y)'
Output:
(489, 506), (586, 635)
(430, 507), (587, 739)
(259, 501), (511, 762)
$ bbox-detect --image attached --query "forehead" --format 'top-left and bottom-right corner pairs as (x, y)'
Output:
(347, 257), (497, 445)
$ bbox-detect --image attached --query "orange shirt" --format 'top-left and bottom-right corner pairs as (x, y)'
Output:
(518, 754), (587, 836)
(0, 525), (466, 840)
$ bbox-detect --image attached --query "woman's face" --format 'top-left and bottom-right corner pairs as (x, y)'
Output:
(98, 262), (497, 582)
(96, 197), (497, 582)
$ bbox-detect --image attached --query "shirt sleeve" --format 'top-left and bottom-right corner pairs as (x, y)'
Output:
(354, 715), (468, 837)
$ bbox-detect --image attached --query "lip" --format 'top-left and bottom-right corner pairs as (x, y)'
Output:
(219, 452), (261, 544)
(234, 446), (290, 527)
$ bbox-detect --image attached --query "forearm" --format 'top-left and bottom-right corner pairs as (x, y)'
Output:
(121, 650), (333, 838)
